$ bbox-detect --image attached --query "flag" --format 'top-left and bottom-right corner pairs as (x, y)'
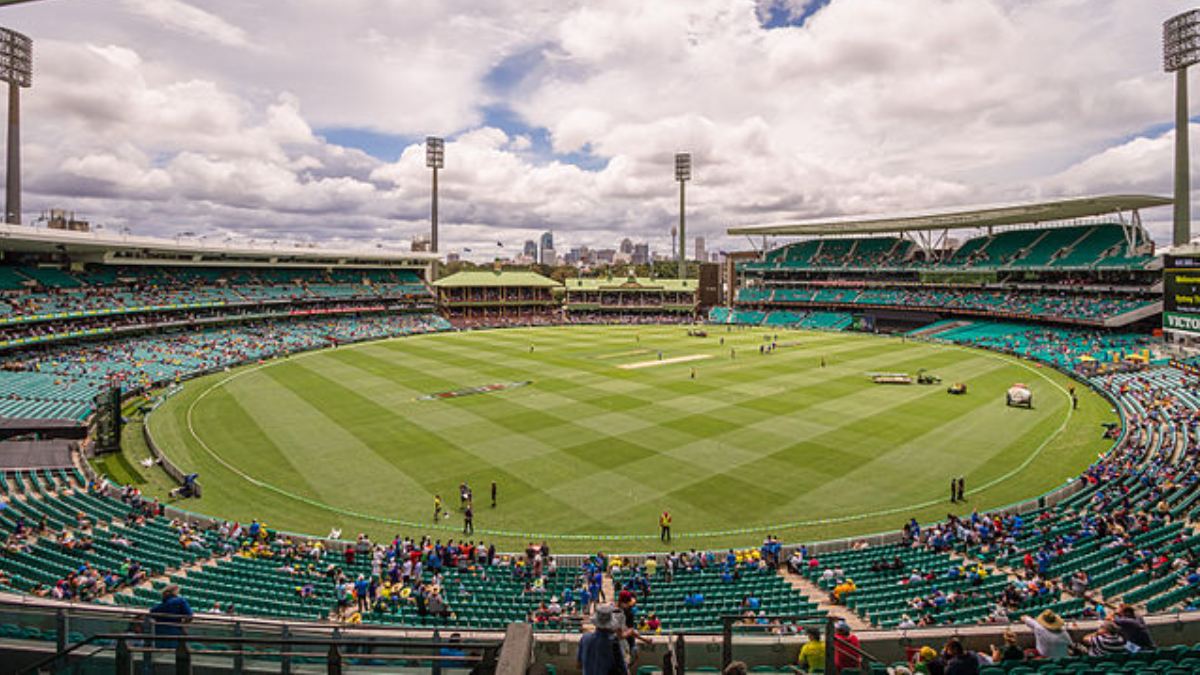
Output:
(496, 241), (504, 247)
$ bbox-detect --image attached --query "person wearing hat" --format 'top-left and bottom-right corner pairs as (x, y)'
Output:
(833, 620), (862, 672)
(659, 511), (672, 542)
(578, 604), (627, 675)
(1020, 610), (1072, 659)
(150, 584), (193, 649)
(912, 645), (944, 675)
(617, 590), (651, 667)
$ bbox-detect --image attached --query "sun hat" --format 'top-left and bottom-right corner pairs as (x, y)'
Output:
(592, 604), (622, 631)
(1037, 609), (1065, 631)
(918, 646), (938, 662)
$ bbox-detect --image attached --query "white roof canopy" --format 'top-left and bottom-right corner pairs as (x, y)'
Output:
(727, 194), (1173, 237)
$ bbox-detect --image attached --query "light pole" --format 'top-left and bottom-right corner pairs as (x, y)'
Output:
(1165, 10), (1200, 246)
(674, 152), (691, 280)
(0, 28), (31, 225)
(426, 136), (444, 253)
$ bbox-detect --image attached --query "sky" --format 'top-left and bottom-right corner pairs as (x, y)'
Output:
(1, 0), (1198, 259)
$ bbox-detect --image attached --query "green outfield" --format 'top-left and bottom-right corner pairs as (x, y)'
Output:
(141, 325), (1115, 552)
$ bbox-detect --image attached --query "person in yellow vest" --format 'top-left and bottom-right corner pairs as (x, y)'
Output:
(433, 495), (442, 522)
(832, 578), (856, 604)
(660, 511), (672, 542)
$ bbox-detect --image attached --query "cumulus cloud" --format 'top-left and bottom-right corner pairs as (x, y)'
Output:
(121, 0), (250, 48)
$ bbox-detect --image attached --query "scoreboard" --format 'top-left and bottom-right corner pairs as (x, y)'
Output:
(1164, 255), (1200, 335)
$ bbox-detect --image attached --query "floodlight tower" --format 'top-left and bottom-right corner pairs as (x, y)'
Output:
(426, 136), (444, 253)
(1165, 10), (1200, 246)
(0, 28), (31, 225)
(674, 152), (691, 279)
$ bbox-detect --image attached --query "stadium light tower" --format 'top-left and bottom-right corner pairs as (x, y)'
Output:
(0, 28), (31, 225)
(674, 152), (691, 279)
(1164, 10), (1200, 246)
(426, 136), (444, 253)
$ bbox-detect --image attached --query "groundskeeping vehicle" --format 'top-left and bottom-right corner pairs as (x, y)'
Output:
(1006, 383), (1032, 408)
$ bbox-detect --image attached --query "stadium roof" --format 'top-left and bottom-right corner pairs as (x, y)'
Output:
(0, 223), (437, 267)
(726, 194), (1172, 237)
(563, 276), (696, 292)
(432, 270), (561, 288)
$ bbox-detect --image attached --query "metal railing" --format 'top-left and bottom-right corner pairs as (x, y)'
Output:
(19, 629), (500, 675)
(0, 598), (504, 675)
(718, 614), (884, 675)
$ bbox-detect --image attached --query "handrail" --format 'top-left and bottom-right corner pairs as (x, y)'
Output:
(18, 630), (502, 675)
(16, 632), (107, 675)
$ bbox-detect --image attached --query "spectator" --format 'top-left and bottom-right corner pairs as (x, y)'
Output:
(942, 639), (978, 675)
(1113, 605), (1155, 651)
(988, 630), (1023, 663)
(1082, 622), (1127, 657)
(833, 621), (861, 672)
(1020, 610), (1072, 659)
(912, 646), (944, 675)
(150, 584), (193, 649)
(796, 627), (825, 673)
(440, 633), (468, 669)
(578, 604), (627, 675)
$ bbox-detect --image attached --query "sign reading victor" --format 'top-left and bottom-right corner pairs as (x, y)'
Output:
(1164, 255), (1200, 334)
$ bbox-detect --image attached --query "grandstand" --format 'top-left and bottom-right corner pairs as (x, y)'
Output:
(562, 276), (698, 323)
(0, 195), (1198, 674)
(433, 269), (562, 326)
(726, 196), (1166, 338)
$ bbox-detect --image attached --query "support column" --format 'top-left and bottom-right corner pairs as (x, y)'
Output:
(678, 180), (686, 280)
(6, 81), (19, 224)
(1176, 66), (1192, 247)
(431, 167), (439, 253)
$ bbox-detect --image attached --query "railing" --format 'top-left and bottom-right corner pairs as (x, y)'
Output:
(20, 629), (500, 675)
(717, 613), (884, 675)
(0, 598), (503, 675)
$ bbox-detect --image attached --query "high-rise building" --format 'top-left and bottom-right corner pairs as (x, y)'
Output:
(694, 236), (706, 262)
(539, 231), (556, 266)
(632, 243), (650, 265)
(619, 238), (634, 254)
(523, 240), (537, 258)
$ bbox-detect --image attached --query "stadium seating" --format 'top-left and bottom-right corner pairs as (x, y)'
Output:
(0, 313), (451, 421)
(754, 237), (913, 270)
(711, 306), (854, 330)
(734, 284), (1154, 324)
(613, 563), (821, 632)
(750, 224), (1154, 272)
(921, 321), (1153, 370)
(0, 264), (433, 326)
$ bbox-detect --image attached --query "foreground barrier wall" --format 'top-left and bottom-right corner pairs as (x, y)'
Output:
(534, 614), (1200, 673)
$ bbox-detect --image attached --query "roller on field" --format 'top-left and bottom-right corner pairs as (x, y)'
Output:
(916, 368), (941, 385)
(1006, 383), (1032, 409)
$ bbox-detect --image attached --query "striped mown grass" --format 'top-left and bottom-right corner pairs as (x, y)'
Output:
(142, 325), (1113, 552)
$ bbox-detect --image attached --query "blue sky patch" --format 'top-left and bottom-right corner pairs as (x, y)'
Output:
(317, 127), (415, 162)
